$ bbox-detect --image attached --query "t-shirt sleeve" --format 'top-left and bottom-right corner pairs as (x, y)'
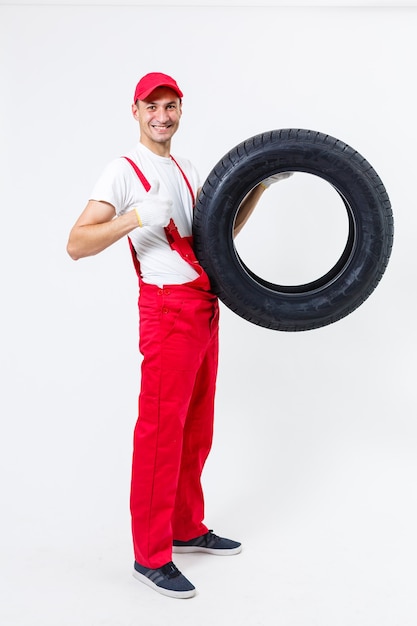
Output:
(89, 158), (132, 215)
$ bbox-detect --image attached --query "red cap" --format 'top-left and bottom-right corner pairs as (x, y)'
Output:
(133, 72), (183, 102)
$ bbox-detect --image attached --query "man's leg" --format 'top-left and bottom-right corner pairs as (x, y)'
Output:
(171, 318), (219, 541)
(130, 286), (218, 568)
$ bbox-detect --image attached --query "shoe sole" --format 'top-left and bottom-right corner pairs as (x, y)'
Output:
(132, 570), (196, 599)
(172, 545), (242, 556)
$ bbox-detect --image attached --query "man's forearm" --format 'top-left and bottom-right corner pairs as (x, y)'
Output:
(67, 210), (138, 260)
(233, 184), (266, 237)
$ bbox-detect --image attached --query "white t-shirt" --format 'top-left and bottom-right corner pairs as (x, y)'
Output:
(89, 142), (201, 286)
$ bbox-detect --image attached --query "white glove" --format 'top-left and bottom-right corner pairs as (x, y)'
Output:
(260, 172), (293, 189)
(134, 180), (173, 227)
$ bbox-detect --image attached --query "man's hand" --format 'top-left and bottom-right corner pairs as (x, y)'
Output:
(134, 180), (173, 227)
(260, 172), (293, 189)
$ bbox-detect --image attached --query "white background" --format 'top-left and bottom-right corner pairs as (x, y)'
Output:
(1, 2), (416, 625)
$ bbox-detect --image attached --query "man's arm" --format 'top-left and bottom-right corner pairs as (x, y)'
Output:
(233, 184), (266, 237)
(195, 184), (266, 238)
(234, 172), (293, 237)
(66, 200), (139, 260)
(194, 174), (292, 240)
(66, 183), (173, 260)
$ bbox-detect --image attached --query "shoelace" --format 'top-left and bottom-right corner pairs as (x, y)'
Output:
(160, 561), (181, 579)
(205, 530), (220, 547)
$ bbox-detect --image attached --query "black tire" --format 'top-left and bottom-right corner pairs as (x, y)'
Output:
(193, 129), (393, 331)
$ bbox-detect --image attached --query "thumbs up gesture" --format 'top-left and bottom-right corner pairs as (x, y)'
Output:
(134, 180), (173, 228)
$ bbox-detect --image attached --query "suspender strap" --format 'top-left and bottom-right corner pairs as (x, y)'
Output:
(123, 156), (151, 192)
(122, 155), (194, 203)
(170, 155), (195, 207)
(122, 154), (201, 277)
(128, 236), (142, 276)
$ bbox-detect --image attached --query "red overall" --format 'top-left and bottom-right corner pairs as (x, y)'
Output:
(124, 157), (219, 569)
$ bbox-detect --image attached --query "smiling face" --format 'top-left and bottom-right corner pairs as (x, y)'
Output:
(132, 86), (182, 156)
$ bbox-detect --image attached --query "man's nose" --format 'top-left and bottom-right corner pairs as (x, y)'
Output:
(157, 108), (169, 122)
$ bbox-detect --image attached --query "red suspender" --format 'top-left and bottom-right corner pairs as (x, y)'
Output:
(123, 156), (151, 192)
(170, 155), (195, 207)
(122, 154), (198, 277)
(122, 158), (150, 275)
(122, 154), (195, 204)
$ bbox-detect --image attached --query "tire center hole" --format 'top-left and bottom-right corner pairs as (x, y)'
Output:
(234, 173), (350, 286)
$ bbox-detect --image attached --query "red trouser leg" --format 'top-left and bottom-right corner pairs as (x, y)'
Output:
(171, 313), (219, 541)
(130, 283), (219, 569)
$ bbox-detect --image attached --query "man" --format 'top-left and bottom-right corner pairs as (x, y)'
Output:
(67, 72), (289, 599)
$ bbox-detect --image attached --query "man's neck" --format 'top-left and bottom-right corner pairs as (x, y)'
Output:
(140, 137), (171, 158)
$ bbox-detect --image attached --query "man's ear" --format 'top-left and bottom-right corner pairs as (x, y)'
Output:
(131, 102), (140, 121)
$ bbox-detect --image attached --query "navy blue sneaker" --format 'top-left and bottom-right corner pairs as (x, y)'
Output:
(173, 530), (242, 555)
(133, 561), (196, 599)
